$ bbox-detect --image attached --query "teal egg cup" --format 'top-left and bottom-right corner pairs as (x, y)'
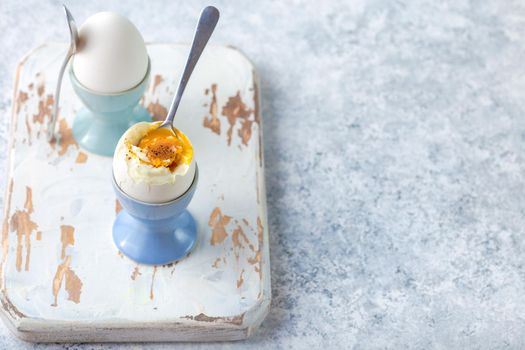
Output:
(69, 59), (152, 157)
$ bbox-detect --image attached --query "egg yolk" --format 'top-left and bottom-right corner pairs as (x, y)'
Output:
(138, 126), (193, 171)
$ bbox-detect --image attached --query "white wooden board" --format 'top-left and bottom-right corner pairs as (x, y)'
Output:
(0, 43), (270, 342)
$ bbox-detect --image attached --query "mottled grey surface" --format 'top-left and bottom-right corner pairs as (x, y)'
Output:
(1, 0), (525, 349)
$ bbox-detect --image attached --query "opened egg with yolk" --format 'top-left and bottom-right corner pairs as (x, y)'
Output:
(137, 127), (193, 170)
(113, 122), (196, 203)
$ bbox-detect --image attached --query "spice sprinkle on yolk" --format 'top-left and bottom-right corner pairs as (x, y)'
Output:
(137, 126), (193, 171)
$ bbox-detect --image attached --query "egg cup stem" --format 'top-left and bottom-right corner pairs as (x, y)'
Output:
(113, 210), (197, 265)
(69, 60), (152, 157)
(73, 105), (150, 156)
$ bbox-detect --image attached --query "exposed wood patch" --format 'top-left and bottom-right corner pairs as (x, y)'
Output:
(208, 210), (264, 291)
(203, 84), (220, 135)
(256, 217), (264, 280)
(10, 186), (38, 272)
(36, 77), (45, 97)
(203, 86), (258, 147)
(16, 91), (28, 114)
(252, 70), (263, 167)
(232, 225), (250, 250)
(0, 179), (14, 289)
(60, 225), (74, 259)
(75, 151), (88, 164)
(28, 80), (54, 143)
(222, 91), (253, 146)
(236, 269), (245, 288)
(55, 118), (78, 156)
(33, 94), (54, 125)
(151, 74), (164, 93)
(183, 312), (244, 326)
(147, 100), (168, 122)
(131, 266), (141, 280)
(52, 256), (69, 306)
(149, 266), (158, 300)
(64, 266), (82, 303)
(52, 226), (83, 306)
(209, 207), (231, 245)
(1, 291), (25, 319)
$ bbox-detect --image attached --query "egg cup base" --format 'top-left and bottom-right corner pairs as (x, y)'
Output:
(72, 106), (151, 157)
(112, 209), (197, 265)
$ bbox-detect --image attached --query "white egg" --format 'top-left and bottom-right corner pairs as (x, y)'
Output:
(73, 12), (149, 94)
(113, 122), (196, 204)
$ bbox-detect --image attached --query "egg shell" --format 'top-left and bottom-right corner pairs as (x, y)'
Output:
(113, 123), (196, 204)
(73, 12), (149, 94)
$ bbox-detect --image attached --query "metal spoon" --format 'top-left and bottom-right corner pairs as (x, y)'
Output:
(157, 6), (220, 135)
(48, 4), (80, 142)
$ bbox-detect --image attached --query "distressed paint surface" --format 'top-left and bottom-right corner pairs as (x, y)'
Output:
(203, 84), (220, 135)
(0, 43), (269, 339)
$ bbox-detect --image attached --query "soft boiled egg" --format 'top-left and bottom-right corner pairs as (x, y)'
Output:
(73, 12), (149, 94)
(113, 122), (196, 203)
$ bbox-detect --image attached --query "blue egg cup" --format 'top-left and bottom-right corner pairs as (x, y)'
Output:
(69, 59), (152, 157)
(112, 165), (199, 265)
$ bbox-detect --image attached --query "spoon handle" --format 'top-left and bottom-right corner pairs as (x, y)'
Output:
(48, 48), (74, 142)
(48, 5), (78, 142)
(164, 6), (220, 126)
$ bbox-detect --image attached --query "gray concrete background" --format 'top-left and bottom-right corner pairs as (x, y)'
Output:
(1, 0), (525, 349)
